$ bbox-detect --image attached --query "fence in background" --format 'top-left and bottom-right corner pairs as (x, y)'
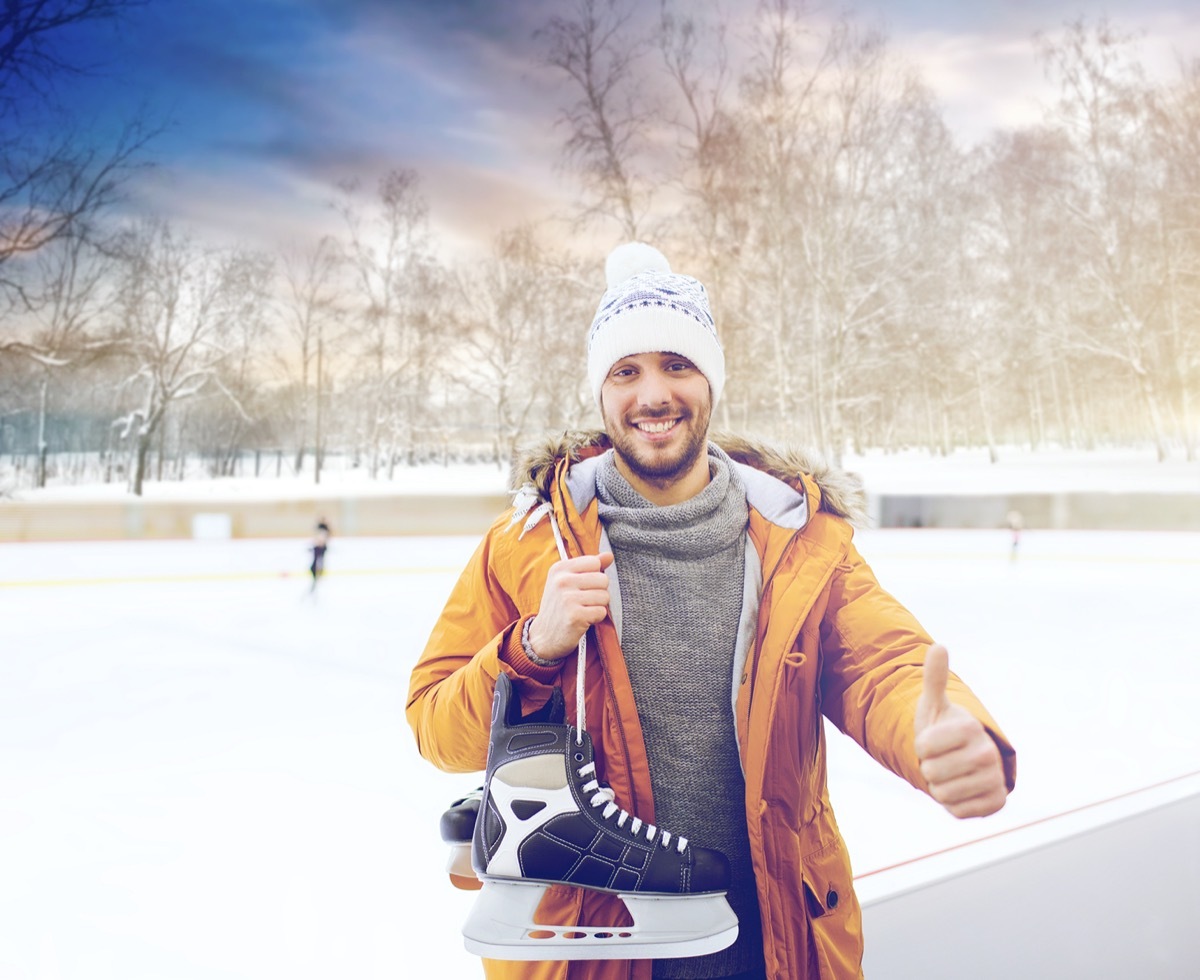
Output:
(2, 489), (1198, 541)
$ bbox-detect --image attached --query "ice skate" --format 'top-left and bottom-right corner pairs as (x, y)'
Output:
(463, 672), (738, 961)
(440, 786), (482, 879)
(441, 690), (568, 880)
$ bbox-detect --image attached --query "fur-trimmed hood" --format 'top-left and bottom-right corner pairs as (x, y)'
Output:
(509, 430), (867, 526)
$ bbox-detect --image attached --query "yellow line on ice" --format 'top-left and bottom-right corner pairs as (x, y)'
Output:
(0, 567), (460, 589)
(3, 551), (1197, 589)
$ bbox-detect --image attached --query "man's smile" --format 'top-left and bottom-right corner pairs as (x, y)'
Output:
(633, 417), (681, 436)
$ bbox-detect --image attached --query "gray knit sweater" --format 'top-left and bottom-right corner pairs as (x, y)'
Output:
(595, 447), (764, 979)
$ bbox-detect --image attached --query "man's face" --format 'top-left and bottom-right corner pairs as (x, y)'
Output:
(600, 351), (712, 494)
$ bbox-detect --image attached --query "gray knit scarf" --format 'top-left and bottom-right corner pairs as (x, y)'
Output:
(595, 445), (764, 980)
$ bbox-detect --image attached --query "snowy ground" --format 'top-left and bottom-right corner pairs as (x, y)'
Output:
(2, 527), (1198, 980)
(9, 445), (1200, 501)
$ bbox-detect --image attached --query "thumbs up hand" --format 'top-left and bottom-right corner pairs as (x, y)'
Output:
(914, 644), (1008, 819)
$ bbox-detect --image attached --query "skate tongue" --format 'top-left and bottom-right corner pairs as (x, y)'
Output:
(524, 685), (566, 726)
(495, 673), (567, 728)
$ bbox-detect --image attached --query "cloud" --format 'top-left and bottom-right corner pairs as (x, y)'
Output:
(891, 31), (1051, 145)
(81, 0), (1200, 262)
(882, 6), (1200, 147)
(163, 41), (319, 119)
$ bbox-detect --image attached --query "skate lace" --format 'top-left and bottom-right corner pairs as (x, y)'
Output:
(546, 506), (592, 748)
(546, 507), (687, 855)
(577, 762), (689, 854)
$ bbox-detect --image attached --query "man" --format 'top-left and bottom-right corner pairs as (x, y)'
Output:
(407, 243), (1016, 980)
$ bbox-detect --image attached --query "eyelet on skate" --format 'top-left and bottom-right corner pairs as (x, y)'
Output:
(574, 752), (584, 762)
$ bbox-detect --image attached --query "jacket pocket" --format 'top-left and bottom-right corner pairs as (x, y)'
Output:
(801, 837), (847, 918)
(801, 834), (863, 978)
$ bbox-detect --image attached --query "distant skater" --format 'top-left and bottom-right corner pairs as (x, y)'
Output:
(1007, 509), (1023, 560)
(309, 518), (331, 592)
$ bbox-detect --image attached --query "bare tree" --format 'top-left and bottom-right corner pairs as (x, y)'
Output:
(794, 20), (946, 459)
(0, 121), (150, 280)
(1035, 18), (1176, 458)
(450, 226), (593, 466)
(277, 236), (343, 481)
(1, 0), (153, 386)
(976, 126), (1098, 451)
(538, 0), (655, 238)
(0, 1), (133, 98)
(201, 250), (275, 478)
(1149, 59), (1200, 459)
(333, 169), (442, 475)
(0, 1), (152, 322)
(710, 6), (959, 460)
(110, 222), (264, 495)
(19, 229), (119, 485)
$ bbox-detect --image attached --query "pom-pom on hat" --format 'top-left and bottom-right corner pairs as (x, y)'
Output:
(586, 242), (725, 407)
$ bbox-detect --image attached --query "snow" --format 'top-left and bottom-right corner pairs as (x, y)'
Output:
(1, 452), (1199, 979)
(844, 446), (1200, 495)
(5, 461), (513, 501)
(9, 445), (1200, 502)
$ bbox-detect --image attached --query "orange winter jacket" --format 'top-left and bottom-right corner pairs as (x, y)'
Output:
(406, 433), (1017, 980)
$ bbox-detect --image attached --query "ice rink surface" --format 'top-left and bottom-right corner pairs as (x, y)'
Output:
(2, 528), (1198, 979)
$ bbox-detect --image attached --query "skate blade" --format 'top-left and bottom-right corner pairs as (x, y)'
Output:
(463, 879), (739, 961)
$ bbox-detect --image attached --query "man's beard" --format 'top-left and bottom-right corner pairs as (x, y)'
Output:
(604, 402), (712, 490)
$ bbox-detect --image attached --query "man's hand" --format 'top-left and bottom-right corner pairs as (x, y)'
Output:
(914, 644), (1008, 818)
(527, 553), (615, 662)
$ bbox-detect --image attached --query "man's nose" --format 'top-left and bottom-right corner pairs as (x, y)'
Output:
(635, 370), (671, 406)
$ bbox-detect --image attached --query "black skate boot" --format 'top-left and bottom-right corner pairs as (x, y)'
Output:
(441, 688), (567, 879)
(462, 672), (738, 960)
(440, 787), (482, 879)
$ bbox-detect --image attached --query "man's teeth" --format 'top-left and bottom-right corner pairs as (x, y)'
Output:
(636, 419), (677, 433)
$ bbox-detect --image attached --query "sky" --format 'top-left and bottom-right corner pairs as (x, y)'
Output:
(21, 0), (1200, 257)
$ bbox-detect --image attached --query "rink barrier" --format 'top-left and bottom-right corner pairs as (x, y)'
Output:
(2, 489), (1198, 540)
(0, 494), (513, 541)
(858, 770), (1200, 976)
(874, 490), (1200, 531)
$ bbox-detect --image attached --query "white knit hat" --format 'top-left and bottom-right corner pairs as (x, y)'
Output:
(586, 242), (725, 407)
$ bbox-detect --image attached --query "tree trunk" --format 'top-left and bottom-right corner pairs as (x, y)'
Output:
(314, 338), (324, 485)
(974, 361), (998, 463)
(36, 375), (49, 489)
(1135, 370), (1169, 462)
(921, 376), (938, 455)
(132, 432), (151, 496)
(1180, 383), (1196, 463)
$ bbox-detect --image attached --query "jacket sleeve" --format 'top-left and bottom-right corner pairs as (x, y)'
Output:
(405, 514), (563, 774)
(817, 539), (1017, 796)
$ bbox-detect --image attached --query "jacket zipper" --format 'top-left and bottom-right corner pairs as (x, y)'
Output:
(746, 526), (805, 708)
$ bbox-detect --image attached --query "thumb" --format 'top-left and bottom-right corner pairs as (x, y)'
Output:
(598, 551), (615, 570)
(915, 643), (951, 735)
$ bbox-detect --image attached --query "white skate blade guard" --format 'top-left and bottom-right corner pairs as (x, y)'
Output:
(445, 842), (475, 879)
(462, 878), (739, 961)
